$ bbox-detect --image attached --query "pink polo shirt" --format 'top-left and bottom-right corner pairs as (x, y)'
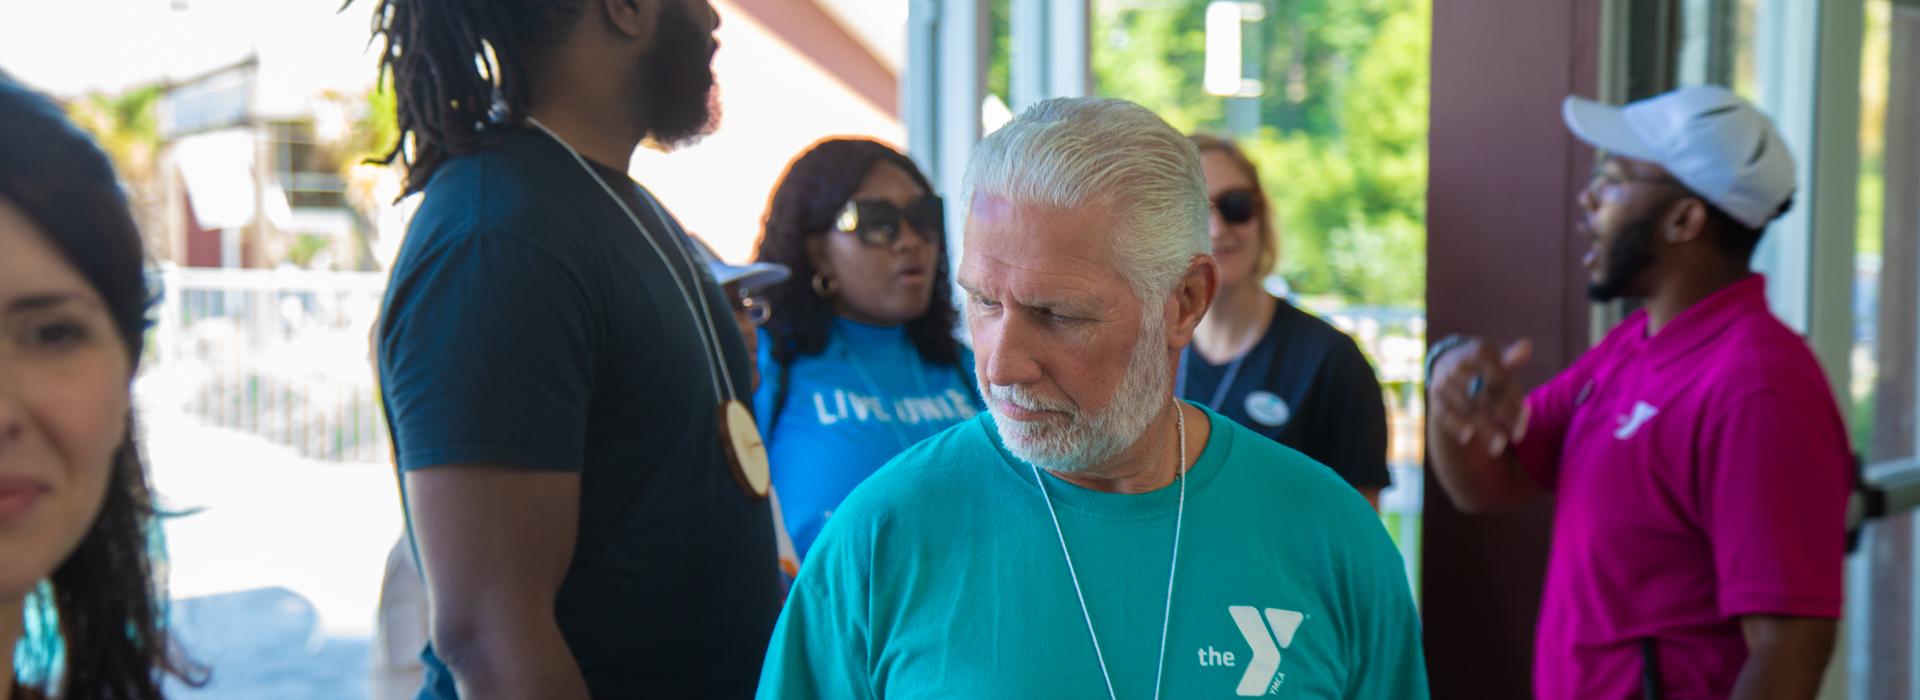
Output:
(1512, 275), (1850, 700)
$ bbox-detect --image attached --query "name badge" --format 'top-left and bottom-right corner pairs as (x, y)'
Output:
(1245, 391), (1292, 427)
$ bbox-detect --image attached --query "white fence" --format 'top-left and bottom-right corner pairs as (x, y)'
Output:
(136, 266), (1431, 585)
(146, 265), (389, 463)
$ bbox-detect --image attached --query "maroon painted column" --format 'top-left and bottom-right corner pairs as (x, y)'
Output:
(1862, 5), (1920, 696)
(1423, 0), (1602, 697)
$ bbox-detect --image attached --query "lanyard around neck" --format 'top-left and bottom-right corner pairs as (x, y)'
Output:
(526, 118), (737, 403)
(1031, 399), (1187, 700)
(1177, 349), (1249, 411)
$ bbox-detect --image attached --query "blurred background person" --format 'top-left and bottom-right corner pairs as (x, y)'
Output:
(752, 138), (980, 560)
(1427, 86), (1846, 699)
(0, 74), (204, 700)
(695, 237), (788, 390)
(1182, 134), (1391, 509)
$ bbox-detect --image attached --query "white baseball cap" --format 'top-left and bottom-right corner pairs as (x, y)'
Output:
(1563, 85), (1796, 229)
(689, 236), (791, 291)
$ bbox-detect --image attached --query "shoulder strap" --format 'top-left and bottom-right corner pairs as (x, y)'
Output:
(1640, 638), (1662, 700)
(768, 355), (793, 436)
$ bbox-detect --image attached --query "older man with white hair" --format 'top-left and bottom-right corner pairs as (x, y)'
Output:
(756, 97), (1427, 699)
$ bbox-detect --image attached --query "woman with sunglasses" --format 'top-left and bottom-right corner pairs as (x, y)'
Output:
(1, 75), (203, 699)
(1184, 134), (1392, 509)
(752, 139), (979, 560)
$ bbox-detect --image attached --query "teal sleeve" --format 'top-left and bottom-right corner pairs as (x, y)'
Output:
(755, 539), (874, 698)
(1343, 524), (1430, 699)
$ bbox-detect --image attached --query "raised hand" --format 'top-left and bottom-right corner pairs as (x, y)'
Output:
(1430, 337), (1533, 457)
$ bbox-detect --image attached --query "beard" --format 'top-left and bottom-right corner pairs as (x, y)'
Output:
(986, 312), (1173, 474)
(1586, 213), (1659, 302)
(637, 1), (722, 151)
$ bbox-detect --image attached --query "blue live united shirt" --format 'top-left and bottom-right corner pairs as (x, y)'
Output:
(378, 126), (780, 699)
(755, 318), (980, 558)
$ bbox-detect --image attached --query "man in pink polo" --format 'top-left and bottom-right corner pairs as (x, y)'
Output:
(1427, 85), (1851, 699)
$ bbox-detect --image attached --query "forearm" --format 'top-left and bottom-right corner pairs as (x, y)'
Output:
(1729, 620), (1836, 700)
(435, 610), (589, 700)
(1426, 419), (1536, 513)
(404, 467), (586, 699)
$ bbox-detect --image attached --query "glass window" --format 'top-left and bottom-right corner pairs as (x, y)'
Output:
(1080, 0), (1432, 586)
(1851, 3), (1920, 695)
(1855, 0), (1908, 467)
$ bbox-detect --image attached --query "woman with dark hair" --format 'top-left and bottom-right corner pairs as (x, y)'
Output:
(1184, 134), (1392, 509)
(753, 138), (979, 560)
(0, 75), (203, 699)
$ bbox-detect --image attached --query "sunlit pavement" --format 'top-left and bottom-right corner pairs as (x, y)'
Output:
(137, 376), (403, 698)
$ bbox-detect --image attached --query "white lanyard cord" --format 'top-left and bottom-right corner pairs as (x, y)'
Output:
(526, 118), (736, 403)
(1031, 399), (1187, 700)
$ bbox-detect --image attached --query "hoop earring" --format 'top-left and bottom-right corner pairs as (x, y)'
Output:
(811, 272), (839, 298)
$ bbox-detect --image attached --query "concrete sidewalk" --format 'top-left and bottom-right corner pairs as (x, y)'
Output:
(138, 377), (403, 698)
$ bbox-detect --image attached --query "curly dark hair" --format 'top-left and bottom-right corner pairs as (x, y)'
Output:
(350, 0), (589, 195)
(0, 74), (206, 699)
(753, 138), (963, 374)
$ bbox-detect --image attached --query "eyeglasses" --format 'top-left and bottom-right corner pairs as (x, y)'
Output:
(1589, 158), (1683, 190)
(833, 195), (944, 248)
(732, 289), (771, 326)
(1212, 189), (1258, 225)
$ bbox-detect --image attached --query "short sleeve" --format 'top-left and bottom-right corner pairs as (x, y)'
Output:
(1508, 357), (1600, 493)
(379, 232), (596, 472)
(1700, 390), (1849, 619)
(1341, 507), (1431, 698)
(1307, 339), (1392, 490)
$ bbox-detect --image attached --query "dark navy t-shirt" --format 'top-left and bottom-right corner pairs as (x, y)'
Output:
(378, 126), (781, 699)
(1178, 298), (1392, 491)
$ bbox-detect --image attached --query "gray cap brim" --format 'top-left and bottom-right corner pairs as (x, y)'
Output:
(713, 261), (791, 290)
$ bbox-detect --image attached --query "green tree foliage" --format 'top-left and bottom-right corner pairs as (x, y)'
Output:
(1067, 0), (1430, 306)
(66, 86), (167, 247)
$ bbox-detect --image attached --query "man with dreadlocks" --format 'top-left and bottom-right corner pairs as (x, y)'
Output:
(363, 1), (781, 698)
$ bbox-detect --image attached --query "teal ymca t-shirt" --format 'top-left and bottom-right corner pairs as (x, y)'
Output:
(755, 318), (981, 558)
(757, 402), (1428, 699)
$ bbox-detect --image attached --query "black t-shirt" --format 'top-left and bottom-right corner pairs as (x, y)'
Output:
(1178, 299), (1392, 490)
(378, 126), (780, 699)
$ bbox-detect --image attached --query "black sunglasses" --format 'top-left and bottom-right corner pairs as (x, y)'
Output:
(833, 196), (944, 248)
(1212, 190), (1258, 225)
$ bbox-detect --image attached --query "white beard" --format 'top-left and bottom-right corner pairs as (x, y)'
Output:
(986, 314), (1172, 474)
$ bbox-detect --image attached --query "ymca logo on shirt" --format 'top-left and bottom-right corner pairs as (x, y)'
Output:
(1197, 606), (1307, 696)
(1613, 400), (1660, 440)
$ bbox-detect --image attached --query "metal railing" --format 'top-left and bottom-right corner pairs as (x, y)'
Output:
(135, 265), (1432, 585)
(146, 264), (389, 463)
